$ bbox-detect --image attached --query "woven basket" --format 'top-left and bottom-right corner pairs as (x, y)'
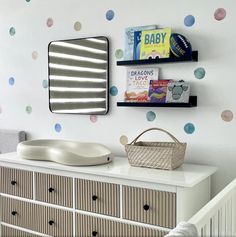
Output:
(125, 128), (186, 170)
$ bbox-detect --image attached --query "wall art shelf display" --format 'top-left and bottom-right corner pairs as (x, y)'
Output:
(117, 96), (197, 107)
(117, 51), (198, 66)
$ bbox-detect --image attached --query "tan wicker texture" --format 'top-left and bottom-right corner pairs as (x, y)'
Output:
(125, 128), (186, 170)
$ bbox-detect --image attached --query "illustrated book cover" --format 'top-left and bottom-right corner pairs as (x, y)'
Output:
(140, 28), (171, 60)
(124, 25), (157, 60)
(148, 80), (172, 103)
(125, 68), (159, 102)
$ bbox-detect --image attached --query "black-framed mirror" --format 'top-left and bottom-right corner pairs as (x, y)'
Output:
(48, 36), (109, 115)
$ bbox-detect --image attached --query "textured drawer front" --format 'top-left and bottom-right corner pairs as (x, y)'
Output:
(75, 179), (120, 217)
(35, 172), (73, 208)
(1, 196), (73, 237)
(1, 225), (38, 237)
(0, 166), (33, 199)
(122, 186), (176, 228)
(76, 213), (167, 237)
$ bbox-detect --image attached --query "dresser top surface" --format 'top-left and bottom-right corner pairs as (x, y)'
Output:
(0, 152), (217, 188)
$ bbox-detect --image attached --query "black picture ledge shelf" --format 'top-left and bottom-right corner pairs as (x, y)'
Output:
(117, 51), (198, 66)
(117, 96), (197, 108)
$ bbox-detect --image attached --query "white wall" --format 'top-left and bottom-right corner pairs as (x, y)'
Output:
(0, 0), (235, 196)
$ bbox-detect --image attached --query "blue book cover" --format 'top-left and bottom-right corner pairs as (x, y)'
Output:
(133, 31), (142, 60)
(124, 25), (157, 60)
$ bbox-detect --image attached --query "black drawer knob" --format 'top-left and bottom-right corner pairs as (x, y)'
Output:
(11, 180), (17, 185)
(48, 220), (54, 225)
(143, 204), (150, 211)
(92, 231), (98, 236)
(11, 211), (17, 216)
(48, 187), (55, 193)
(92, 195), (98, 201)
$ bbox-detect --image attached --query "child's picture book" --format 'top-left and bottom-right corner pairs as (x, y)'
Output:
(140, 28), (171, 60)
(124, 25), (157, 60)
(125, 68), (159, 102)
(133, 31), (142, 60)
(148, 79), (172, 103)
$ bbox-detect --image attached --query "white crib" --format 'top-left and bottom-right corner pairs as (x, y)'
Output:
(180, 178), (236, 237)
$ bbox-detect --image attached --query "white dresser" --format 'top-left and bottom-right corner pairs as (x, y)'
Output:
(0, 152), (217, 237)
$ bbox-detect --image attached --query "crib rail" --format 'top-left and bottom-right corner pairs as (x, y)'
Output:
(188, 178), (236, 237)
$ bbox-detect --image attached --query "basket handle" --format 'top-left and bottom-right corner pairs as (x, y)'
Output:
(129, 128), (181, 145)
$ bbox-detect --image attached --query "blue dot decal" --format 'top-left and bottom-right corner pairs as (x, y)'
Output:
(110, 86), (118, 96)
(9, 27), (16, 36)
(184, 15), (195, 27)
(42, 80), (48, 89)
(106, 10), (114, 21)
(146, 111), (156, 121)
(54, 123), (62, 133)
(194, 67), (206, 79)
(184, 123), (195, 134)
(8, 77), (15, 86)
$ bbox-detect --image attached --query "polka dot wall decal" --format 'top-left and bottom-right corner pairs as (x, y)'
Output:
(115, 49), (123, 59)
(9, 27), (16, 36)
(184, 15), (195, 27)
(42, 80), (48, 89)
(194, 67), (206, 79)
(120, 135), (128, 145)
(26, 0), (31, 2)
(110, 86), (118, 96)
(8, 77), (15, 86)
(106, 10), (114, 21)
(25, 105), (32, 114)
(90, 115), (98, 123)
(221, 110), (233, 122)
(184, 123), (195, 134)
(0, 107), (2, 114)
(47, 18), (54, 27)
(146, 111), (156, 122)
(74, 21), (82, 31)
(32, 51), (38, 60)
(54, 123), (62, 133)
(214, 8), (226, 21)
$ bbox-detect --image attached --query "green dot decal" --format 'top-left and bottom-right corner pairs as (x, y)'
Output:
(74, 21), (82, 31)
(184, 123), (195, 134)
(0, 107), (2, 114)
(115, 49), (124, 59)
(110, 86), (118, 96)
(120, 135), (128, 145)
(221, 110), (233, 122)
(26, 105), (32, 114)
(9, 27), (16, 36)
(194, 67), (206, 79)
(26, 0), (31, 2)
(146, 111), (156, 121)
(54, 123), (62, 133)
(42, 80), (48, 89)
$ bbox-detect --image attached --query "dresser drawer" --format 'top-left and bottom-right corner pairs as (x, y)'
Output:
(35, 172), (73, 208)
(122, 186), (176, 228)
(76, 213), (167, 237)
(0, 196), (73, 237)
(75, 179), (120, 217)
(0, 166), (33, 199)
(1, 225), (38, 237)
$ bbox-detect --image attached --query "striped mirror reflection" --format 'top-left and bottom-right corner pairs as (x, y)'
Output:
(48, 36), (109, 114)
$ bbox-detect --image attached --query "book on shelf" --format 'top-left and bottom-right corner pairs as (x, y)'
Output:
(124, 25), (157, 60)
(125, 67), (159, 102)
(133, 30), (142, 60)
(148, 79), (172, 103)
(140, 27), (171, 60)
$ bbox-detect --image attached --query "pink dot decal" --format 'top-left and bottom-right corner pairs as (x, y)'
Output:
(221, 110), (233, 122)
(47, 18), (54, 27)
(32, 51), (38, 60)
(214, 8), (226, 21)
(90, 115), (97, 123)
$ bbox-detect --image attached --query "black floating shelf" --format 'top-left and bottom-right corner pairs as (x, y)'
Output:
(117, 51), (198, 66)
(117, 96), (197, 108)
